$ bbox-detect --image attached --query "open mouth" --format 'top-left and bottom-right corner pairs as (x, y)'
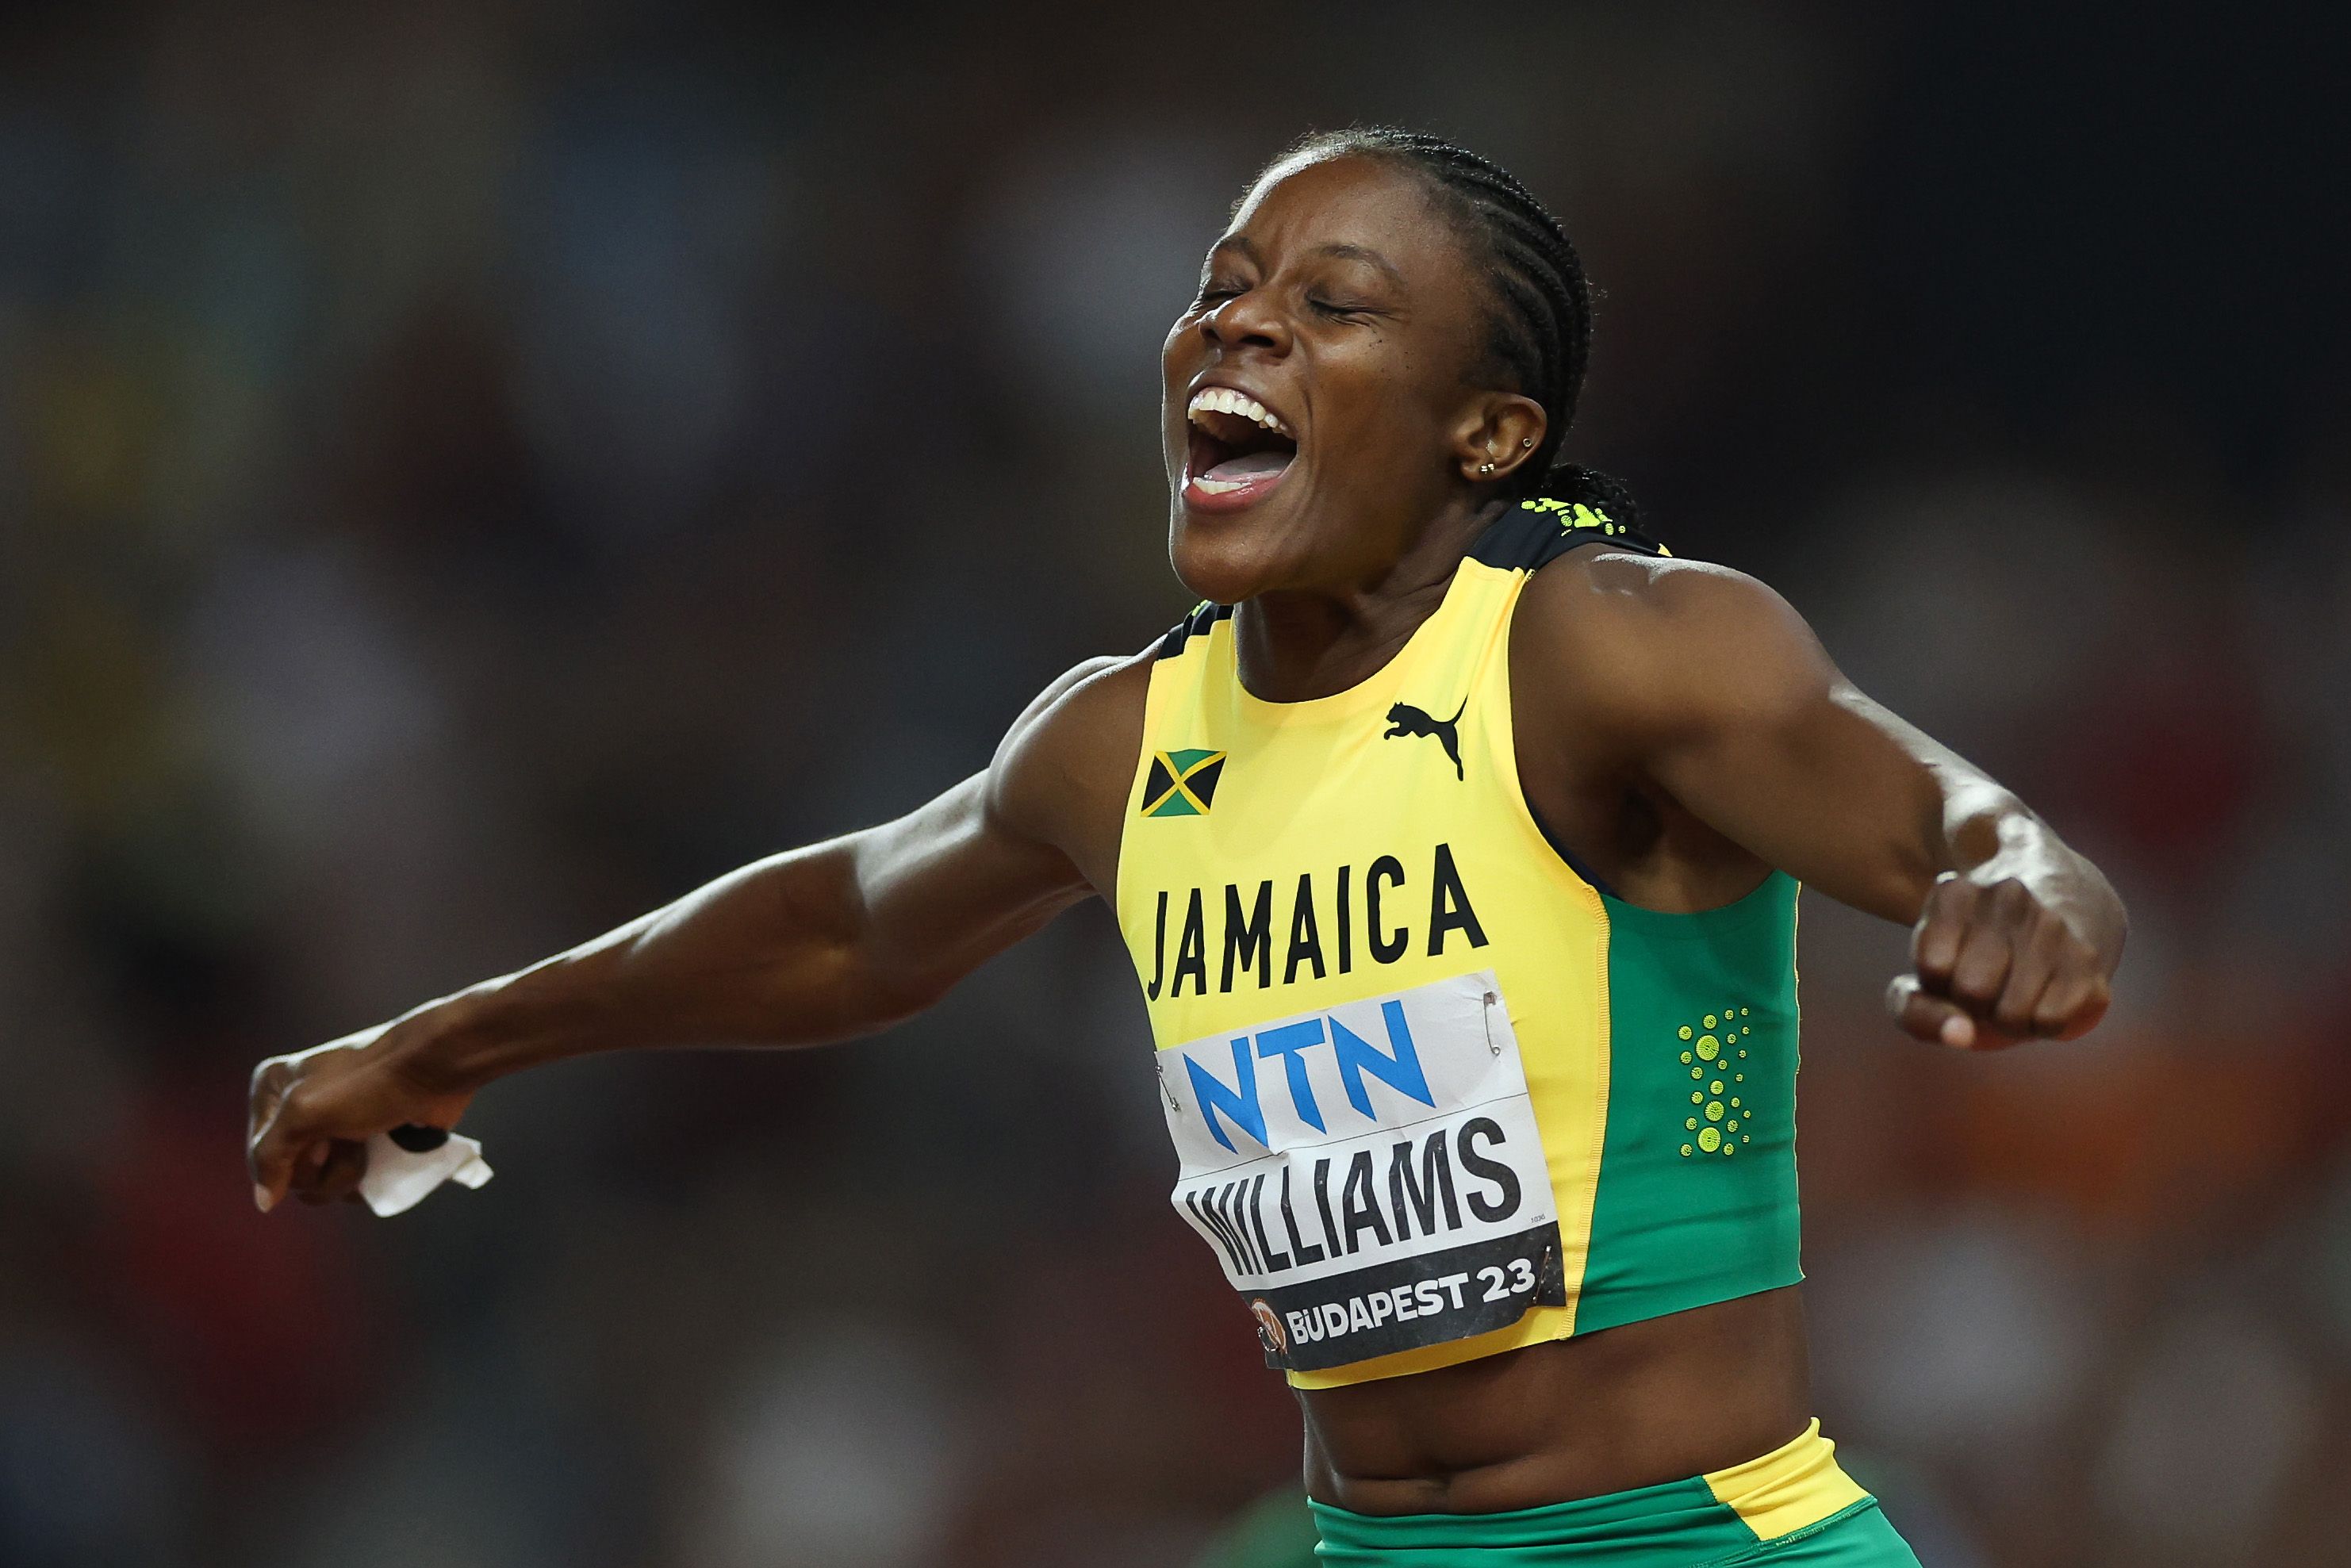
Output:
(1184, 386), (1298, 511)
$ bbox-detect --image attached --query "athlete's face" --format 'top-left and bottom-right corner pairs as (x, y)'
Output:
(1161, 153), (1544, 604)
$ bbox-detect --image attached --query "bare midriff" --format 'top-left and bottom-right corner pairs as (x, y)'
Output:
(1298, 1286), (1812, 1516)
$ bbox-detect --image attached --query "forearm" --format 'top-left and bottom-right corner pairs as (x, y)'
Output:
(1728, 687), (2124, 979)
(384, 834), (906, 1094)
(248, 665), (1124, 1210)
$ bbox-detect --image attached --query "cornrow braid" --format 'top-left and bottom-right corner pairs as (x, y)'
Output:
(1271, 127), (1637, 525)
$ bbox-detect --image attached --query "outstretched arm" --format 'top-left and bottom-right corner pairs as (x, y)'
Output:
(247, 654), (1146, 1210)
(1521, 552), (2127, 1052)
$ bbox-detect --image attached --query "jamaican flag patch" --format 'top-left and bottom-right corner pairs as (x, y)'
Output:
(1141, 749), (1225, 817)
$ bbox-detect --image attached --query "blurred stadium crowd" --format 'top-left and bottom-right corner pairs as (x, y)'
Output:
(2, 4), (2347, 1566)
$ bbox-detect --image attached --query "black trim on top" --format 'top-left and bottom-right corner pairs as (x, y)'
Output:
(1473, 498), (1658, 898)
(1469, 500), (1668, 574)
(1156, 599), (1235, 659)
(1524, 799), (1621, 901)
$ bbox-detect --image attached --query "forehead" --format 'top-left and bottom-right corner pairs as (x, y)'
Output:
(1218, 152), (1467, 281)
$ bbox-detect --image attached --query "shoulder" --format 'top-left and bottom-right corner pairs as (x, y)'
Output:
(1521, 543), (1798, 634)
(1513, 546), (1837, 740)
(984, 647), (1156, 868)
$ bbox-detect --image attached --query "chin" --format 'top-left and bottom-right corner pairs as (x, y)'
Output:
(1168, 504), (1294, 606)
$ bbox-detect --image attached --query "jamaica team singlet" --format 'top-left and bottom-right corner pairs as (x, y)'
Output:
(1115, 500), (1804, 1389)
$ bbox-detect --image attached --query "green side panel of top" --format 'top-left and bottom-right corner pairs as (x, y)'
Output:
(1575, 872), (1803, 1335)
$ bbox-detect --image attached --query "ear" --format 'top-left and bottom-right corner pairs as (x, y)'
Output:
(1450, 393), (1548, 487)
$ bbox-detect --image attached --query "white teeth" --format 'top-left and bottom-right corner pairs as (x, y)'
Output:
(1187, 386), (1291, 436)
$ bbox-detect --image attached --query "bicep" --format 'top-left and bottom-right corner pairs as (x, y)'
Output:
(1647, 675), (1972, 924)
(1555, 560), (1997, 925)
(847, 772), (1095, 1007)
(850, 653), (1143, 1007)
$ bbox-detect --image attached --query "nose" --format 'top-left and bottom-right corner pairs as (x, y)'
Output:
(1199, 288), (1291, 356)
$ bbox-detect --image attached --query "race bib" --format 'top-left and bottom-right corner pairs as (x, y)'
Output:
(1157, 971), (1563, 1371)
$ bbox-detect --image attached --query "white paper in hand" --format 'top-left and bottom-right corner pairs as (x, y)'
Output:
(359, 1129), (493, 1217)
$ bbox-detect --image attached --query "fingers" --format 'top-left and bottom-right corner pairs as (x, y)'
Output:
(247, 1077), (311, 1213)
(295, 1140), (369, 1206)
(1887, 974), (1979, 1049)
(248, 1055), (356, 1212)
(246, 1058), (291, 1194)
(253, 1094), (374, 1211)
(1946, 916), (2017, 1017)
(292, 1140), (331, 1206)
(2037, 968), (2112, 1040)
(1911, 873), (1973, 987)
(1989, 914), (2069, 1036)
(1939, 878), (2029, 1009)
(247, 1029), (471, 1214)
(1899, 872), (2115, 1051)
(318, 1138), (367, 1202)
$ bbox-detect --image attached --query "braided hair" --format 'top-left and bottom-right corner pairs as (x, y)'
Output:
(1269, 128), (1637, 524)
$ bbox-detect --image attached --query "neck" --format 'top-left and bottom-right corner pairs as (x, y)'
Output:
(1233, 497), (1499, 703)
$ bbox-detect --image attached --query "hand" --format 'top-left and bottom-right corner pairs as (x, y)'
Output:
(247, 1016), (476, 1212)
(1885, 872), (2113, 1051)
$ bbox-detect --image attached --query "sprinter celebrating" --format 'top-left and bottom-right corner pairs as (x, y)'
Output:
(249, 129), (2123, 1565)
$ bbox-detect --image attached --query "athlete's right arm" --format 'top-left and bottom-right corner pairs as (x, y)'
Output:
(246, 652), (1150, 1211)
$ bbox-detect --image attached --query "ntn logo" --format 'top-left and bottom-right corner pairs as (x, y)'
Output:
(1184, 999), (1435, 1152)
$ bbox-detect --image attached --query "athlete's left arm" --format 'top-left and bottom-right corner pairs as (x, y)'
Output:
(1525, 552), (2127, 1052)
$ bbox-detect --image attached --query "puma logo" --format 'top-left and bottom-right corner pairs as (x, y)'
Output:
(1383, 697), (1467, 780)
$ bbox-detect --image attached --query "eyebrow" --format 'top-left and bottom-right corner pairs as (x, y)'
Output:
(1206, 236), (1409, 292)
(1310, 242), (1407, 289)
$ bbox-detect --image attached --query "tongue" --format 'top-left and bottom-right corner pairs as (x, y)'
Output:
(1204, 450), (1292, 481)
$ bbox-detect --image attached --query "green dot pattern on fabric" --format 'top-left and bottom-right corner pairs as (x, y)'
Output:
(1574, 872), (1804, 1335)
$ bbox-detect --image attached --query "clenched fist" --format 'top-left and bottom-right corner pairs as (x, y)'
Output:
(246, 1014), (474, 1212)
(1885, 872), (2115, 1051)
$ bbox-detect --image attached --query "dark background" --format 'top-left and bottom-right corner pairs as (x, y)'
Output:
(3, 4), (2348, 1565)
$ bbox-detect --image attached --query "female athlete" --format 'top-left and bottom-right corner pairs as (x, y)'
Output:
(247, 129), (2125, 1564)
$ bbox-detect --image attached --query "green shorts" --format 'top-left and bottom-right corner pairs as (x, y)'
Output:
(1263, 1421), (1918, 1566)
